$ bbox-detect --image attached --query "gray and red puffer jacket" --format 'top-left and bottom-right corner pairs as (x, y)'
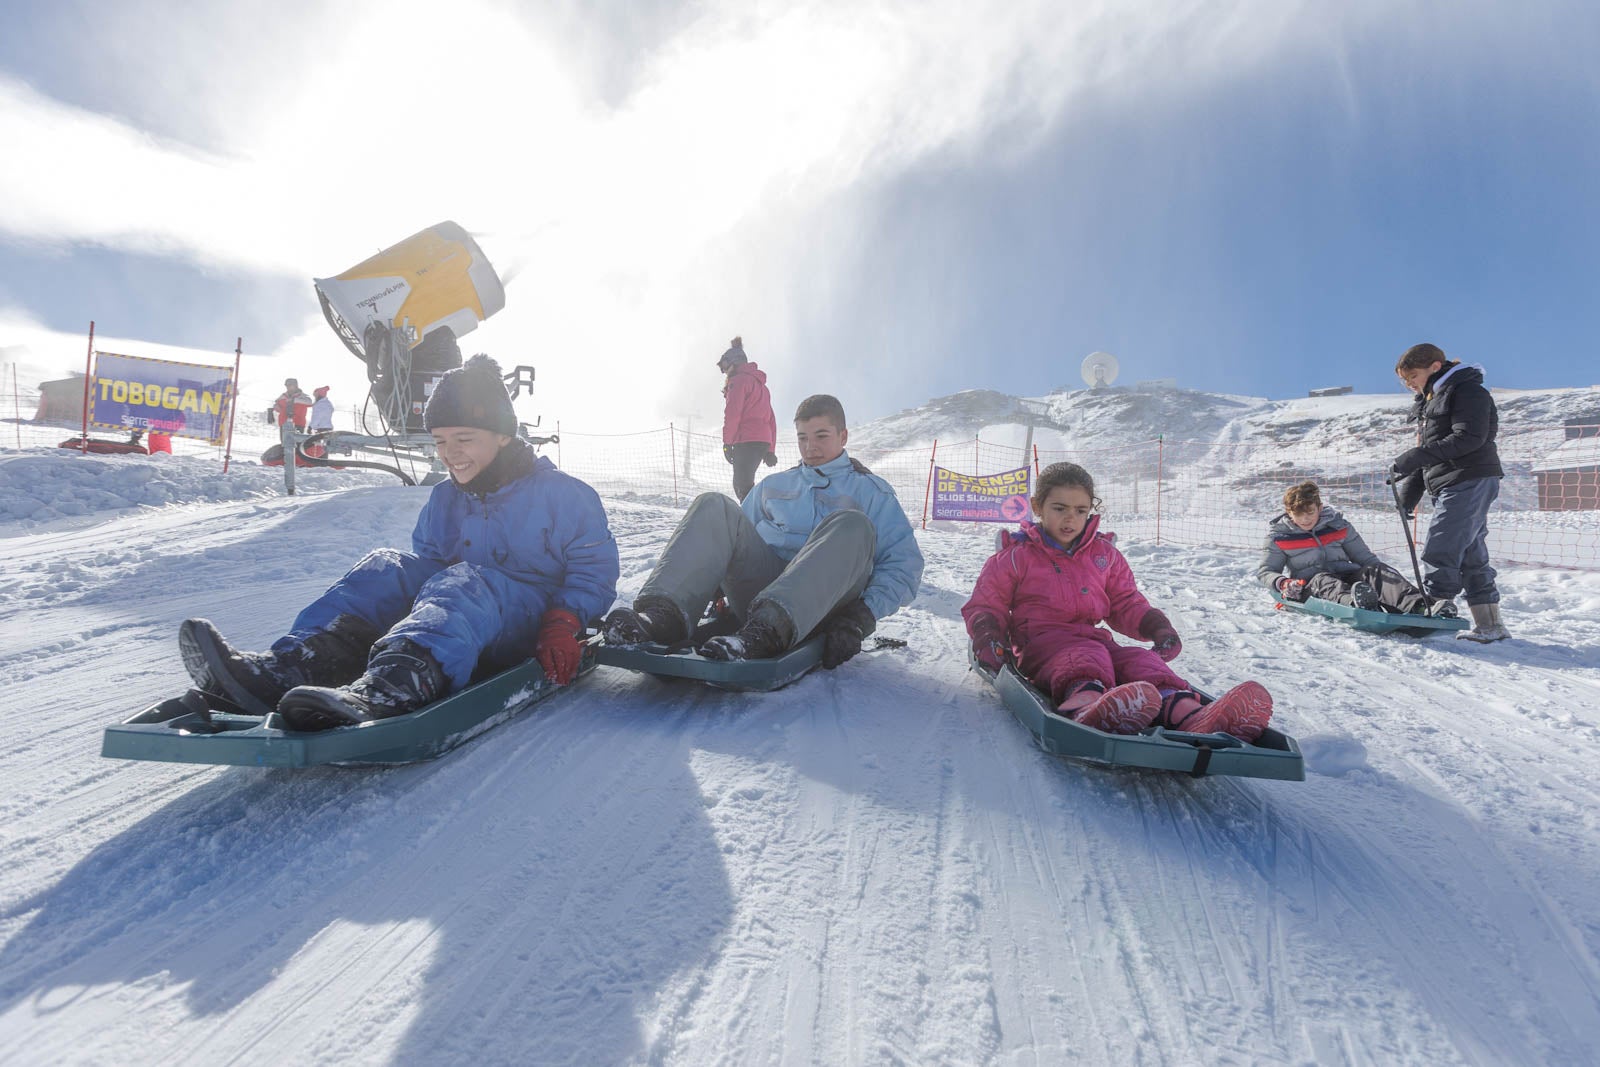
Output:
(1255, 506), (1382, 590)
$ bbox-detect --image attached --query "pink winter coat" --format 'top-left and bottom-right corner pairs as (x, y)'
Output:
(962, 516), (1157, 650)
(722, 363), (776, 447)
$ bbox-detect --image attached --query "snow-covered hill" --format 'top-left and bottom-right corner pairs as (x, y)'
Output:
(853, 380), (1600, 457)
(3, 453), (1600, 1064)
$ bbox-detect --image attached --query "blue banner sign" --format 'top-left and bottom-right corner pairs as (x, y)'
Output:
(89, 351), (235, 444)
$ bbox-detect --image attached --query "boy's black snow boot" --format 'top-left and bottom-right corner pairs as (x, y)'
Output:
(277, 639), (447, 732)
(179, 615), (378, 716)
(1429, 598), (1459, 619)
(698, 608), (790, 662)
(602, 595), (689, 646)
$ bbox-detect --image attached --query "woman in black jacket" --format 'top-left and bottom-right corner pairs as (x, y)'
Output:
(1391, 343), (1509, 641)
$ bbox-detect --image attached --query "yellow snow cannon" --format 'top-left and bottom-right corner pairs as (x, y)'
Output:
(314, 221), (506, 432)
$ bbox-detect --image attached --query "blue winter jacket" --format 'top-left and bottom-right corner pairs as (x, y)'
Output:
(740, 450), (924, 620)
(413, 452), (620, 625)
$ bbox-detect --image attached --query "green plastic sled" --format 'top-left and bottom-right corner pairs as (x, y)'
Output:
(975, 654), (1305, 781)
(1273, 593), (1470, 637)
(594, 636), (824, 692)
(101, 655), (592, 769)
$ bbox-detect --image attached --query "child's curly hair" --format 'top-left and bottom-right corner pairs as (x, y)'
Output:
(1032, 462), (1102, 512)
(1283, 481), (1321, 514)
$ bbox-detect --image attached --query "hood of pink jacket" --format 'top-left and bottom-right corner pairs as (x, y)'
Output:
(961, 516), (1154, 644)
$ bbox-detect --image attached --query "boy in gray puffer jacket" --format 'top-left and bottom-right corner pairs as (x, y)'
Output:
(1257, 482), (1454, 617)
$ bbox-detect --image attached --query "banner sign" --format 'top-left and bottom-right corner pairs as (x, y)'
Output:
(931, 465), (1032, 523)
(89, 351), (235, 444)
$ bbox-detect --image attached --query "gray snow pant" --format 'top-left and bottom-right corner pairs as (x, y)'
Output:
(638, 492), (876, 647)
(1421, 476), (1500, 606)
(1306, 563), (1429, 614)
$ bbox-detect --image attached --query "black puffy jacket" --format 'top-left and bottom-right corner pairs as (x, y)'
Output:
(1393, 363), (1503, 513)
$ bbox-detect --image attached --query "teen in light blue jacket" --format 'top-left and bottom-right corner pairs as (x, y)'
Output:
(604, 393), (924, 669)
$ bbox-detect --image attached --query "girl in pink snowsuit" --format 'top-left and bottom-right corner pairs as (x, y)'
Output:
(963, 462), (1273, 739)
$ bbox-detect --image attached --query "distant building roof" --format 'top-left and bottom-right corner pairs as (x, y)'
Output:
(1308, 386), (1353, 397)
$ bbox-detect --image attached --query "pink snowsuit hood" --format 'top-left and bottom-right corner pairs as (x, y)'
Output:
(961, 516), (1155, 646)
(722, 362), (776, 447)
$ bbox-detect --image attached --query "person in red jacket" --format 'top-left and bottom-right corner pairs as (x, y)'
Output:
(962, 462), (1273, 739)
(717, 336), (777, 501)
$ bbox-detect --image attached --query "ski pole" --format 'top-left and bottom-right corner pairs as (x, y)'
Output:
(1388, 473), (1426, 592)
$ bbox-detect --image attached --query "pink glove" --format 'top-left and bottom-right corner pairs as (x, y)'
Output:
(1276, 577), (1308, 603)
(968, 616), (1009, 671)
(1139, 608), (1182, 663)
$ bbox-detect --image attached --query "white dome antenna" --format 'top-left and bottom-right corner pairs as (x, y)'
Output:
(1081, 351), (1120, 390)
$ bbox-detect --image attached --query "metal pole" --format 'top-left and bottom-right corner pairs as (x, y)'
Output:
(1390, 475), (1426, 591)
(12, 363), (20, 449)
(922, 439), (939, 529)
(222, 337), (242, 473)
(78, 321), (95, 451)
(669, 422), (679, 506)
(556, 420), (562, 469)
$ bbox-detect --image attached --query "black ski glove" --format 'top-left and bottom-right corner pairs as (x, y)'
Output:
(723, 444), (735, 464)
(820, 598), (877, 669)
(762, 450), (778, 467)
(1392, 470), (1424, 520)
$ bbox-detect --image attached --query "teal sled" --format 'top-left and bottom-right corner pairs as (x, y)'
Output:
(976, 655), (1304, 781)
(1274, 594), (1470, 637)
(594, 636), (823, 692)
(101, 657), (590, 768)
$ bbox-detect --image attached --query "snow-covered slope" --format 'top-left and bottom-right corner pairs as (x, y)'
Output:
(3, 467), (1600, 1064)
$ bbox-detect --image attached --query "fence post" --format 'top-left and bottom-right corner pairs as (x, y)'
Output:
(11, 364), (20, 449)
(1032, 443), (1040, 479)
(556, 420), (562, 469)
(922, 439), (939, 529)
(78, 321), (95, 452)
(684, 417), (693, 482)
(222, 337), (242, 474)
(1155, 435), (1164, 546)
(669, 422), (679, 506)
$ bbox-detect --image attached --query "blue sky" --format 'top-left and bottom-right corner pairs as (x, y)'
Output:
(2, 1), (1596, 429)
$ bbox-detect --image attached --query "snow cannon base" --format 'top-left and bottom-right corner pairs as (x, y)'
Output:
(101, 655), (592, 768)
(1274, 594), (1470, 637)
(595, 636), (824, 692)
(975, 655), (1304, 781)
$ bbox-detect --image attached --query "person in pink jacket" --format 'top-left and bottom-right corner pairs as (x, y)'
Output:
(962, 462), (1274, 739)
(717, 336), (778, 501)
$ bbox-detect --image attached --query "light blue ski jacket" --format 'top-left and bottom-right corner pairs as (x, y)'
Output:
(740, 450), (924, 620)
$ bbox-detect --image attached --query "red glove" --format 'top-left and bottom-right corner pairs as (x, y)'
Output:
(968, 615), (1009, 672)
(1275, 577), (1308, 603)
(1138, 608), (1182, 662)
(535, 608), (584, 685)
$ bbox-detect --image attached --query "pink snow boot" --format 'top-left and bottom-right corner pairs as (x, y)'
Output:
(1164, 682), (1273, 741)
(1060, 681), (1162, 735)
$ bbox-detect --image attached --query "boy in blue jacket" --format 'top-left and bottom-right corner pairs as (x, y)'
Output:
(179, 355), (620, 731)
(604, 393), (924, 669)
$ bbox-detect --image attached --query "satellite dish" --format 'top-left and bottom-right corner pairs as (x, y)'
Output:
(1081, 351), (1120, 390)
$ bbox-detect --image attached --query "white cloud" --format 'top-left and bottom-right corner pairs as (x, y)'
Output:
(1, 0), (1410, 429)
